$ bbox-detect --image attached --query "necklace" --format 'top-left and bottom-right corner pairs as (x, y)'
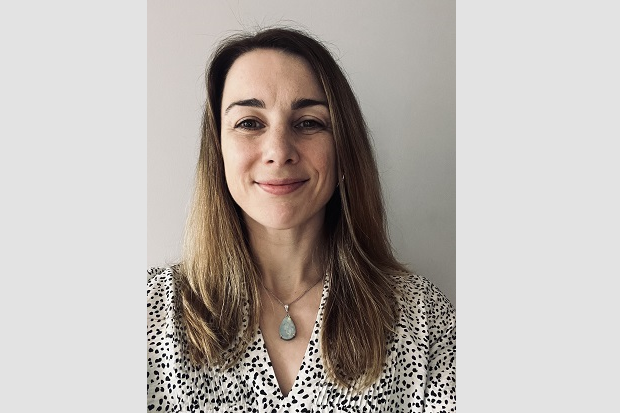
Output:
(260, 275), (323, 341)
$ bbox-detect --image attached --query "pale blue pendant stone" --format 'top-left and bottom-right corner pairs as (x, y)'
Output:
(279, 314), (296, 340)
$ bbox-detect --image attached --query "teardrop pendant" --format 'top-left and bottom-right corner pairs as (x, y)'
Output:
(279, 314), (296, 340)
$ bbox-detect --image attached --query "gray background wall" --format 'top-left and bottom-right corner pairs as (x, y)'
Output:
(147, 0), (456, 304)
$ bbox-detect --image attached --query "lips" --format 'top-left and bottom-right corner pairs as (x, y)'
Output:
(255, 178), (309, 195)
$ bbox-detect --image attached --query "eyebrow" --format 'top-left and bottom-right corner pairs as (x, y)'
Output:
(224, 98), (265, 115)
(223, 97), (329, 115)
(291, 98), (329, 110)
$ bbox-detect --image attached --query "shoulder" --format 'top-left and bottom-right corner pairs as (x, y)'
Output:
(393, 273), (453, 308)
(147, 266), (179, 294)
(147, 265), (175, 284)
(392, 272), (455, 336)
(147, 266), (181, 322)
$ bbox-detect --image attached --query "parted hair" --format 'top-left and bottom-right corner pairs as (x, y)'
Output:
(179, 26), (410, 390)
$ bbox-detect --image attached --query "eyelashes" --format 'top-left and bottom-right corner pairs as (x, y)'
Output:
(234, 118), (327, 133)
(235, 119), (264, 130)
(295, 119), (324, 131)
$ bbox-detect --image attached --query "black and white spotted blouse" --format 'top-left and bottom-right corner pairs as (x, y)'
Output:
(147, 267), (456, 412)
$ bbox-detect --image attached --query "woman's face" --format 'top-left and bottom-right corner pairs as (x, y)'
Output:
(220, 49), (337, 233)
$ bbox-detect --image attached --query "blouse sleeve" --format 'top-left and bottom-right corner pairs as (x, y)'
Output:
(422, 277), (456, 412)
(397, 273), (456, 412)
(147, 267), (183, 411)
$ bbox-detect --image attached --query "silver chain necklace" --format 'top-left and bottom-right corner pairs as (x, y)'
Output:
(260, 275), (323, 341)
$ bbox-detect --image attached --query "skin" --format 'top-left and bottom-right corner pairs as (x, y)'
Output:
(220, 49), (337, 395)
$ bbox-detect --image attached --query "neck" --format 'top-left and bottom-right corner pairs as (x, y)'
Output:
(245, 216), (325, 300)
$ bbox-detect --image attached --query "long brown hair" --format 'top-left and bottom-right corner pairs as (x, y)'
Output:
(179, 26), (410, 390)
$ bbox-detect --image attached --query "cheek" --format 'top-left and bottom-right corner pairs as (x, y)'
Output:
(221, 139), (255, 187)
(317, 143), (337, 183)
(221, 141), (239, 189)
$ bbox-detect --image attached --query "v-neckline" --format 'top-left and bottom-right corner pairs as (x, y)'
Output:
(256, 275), (329, 401)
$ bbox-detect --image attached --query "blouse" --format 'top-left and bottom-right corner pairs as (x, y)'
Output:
(147, 267), (456, 412)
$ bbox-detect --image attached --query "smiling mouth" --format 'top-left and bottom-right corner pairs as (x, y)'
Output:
(256, 179), (309, 195)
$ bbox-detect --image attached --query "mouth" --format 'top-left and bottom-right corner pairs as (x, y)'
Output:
(255, 178), (309, 195)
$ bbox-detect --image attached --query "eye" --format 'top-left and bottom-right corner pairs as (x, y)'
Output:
(294, 119), (324, 132)
(235, 119), (264, 130)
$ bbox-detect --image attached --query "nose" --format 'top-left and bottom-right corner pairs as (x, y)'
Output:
(262, 124), (299, 166)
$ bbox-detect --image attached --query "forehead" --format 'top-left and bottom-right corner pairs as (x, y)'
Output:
(221, 49), (326, 104)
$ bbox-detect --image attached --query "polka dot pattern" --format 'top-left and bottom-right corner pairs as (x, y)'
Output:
(148, 267), (455, 412)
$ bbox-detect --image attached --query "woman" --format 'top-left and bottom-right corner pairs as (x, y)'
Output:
(147, 27), (455, 412)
